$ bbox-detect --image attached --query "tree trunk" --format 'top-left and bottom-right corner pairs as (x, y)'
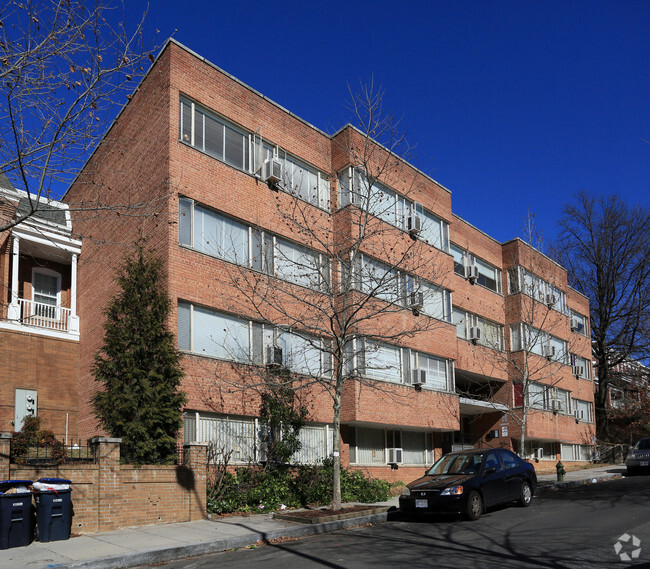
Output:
(331, 392), (342, 510)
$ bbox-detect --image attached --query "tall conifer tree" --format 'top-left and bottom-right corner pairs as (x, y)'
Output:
(92, 244), (186, 464)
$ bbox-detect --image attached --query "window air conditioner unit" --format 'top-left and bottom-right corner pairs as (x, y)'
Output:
(550, 399), (561, 412)
(407, 215), (422, 236)
(574, 409), (584, 421)
(266, 346), (283, 368)
(263, 158), (282, 185)
(543, 345), (556, 360)
(411, 369), (427, 386)
(534, 448), (544, 460)
(570, 318), (579, 332)
(467, 265), (479, 283)
(545, 293), (556, 308)
(387, 448), (403, 464)
(573, 365), (584, 378)
(469, 326), (481, 344)
(409, 291), (424, 311)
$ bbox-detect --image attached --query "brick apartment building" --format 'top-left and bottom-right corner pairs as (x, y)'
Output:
(64, 39), (595, 480)
(0, 174), (81, 442)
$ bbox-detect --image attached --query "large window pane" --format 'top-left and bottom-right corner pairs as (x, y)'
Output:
(402, 431), (427, 465)
(354, 428), (385, 464)
(177, 302), (191, 351)
(362, 256), (398, 301)
(204, 114), (224, 158)
(192, 306), (250, 362)
(364, 340), (402, 382)
(275, 239), (319, 288)
(418, 354), (448, 390)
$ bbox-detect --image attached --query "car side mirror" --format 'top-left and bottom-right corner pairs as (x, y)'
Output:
(483, 467), (497, 477)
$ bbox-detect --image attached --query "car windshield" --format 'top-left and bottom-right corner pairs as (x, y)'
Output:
(634, 439), (650, 450)
(427, 452), (484, 475)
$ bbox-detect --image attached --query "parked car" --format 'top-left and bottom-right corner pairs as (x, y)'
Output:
(625, 438), (650, 475)
(399, 448), (537, 520)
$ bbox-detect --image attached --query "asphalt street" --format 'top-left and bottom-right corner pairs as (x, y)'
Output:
(136, 476), (650, 569)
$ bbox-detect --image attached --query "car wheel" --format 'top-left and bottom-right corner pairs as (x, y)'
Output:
(465, 491), (483, 521)
(518, 482), (532, 507)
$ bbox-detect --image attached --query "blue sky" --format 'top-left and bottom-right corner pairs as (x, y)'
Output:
(125, 0), (650, 245)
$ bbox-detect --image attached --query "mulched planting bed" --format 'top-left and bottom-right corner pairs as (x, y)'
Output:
(273, 505), (390, 524)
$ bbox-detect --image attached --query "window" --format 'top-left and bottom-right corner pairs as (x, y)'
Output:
(519, 441), (556, 460)
(570, 354), (591, 380)
(349, 254), (452, 322)
(525, 382), (571, 414)
(32, 269), (61, 319)
(450, 243), (502, 293)
(510, 324), (568, 364)
(180, 97), (249, 171)
(338, 167), (449, 252)
(344, 337), (454, 391)
(411, 352), (451, 391)
(358, 255), (400, 302)
(253, 139), (330, 209)
(179, 198), (330, 291)
(180, 97), (328, 209)
(572, 399), (593, 422)
(178, 302), (332, 376)
(349, 426), (434, 465)
(570, 310), (589, 336)
(508, 266), (566, 313)
(183, 412), (333, 464)
(453, 308), (504, 350)
(560, 444), (592, 462)
(361, 339), (403, 383)
(414, 279), (452, 322)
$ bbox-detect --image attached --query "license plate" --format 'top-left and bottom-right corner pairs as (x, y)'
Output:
(641, 462), (648, 467)
(415, 499), (428, 508)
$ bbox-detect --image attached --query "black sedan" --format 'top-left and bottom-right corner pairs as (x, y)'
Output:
(399, 448), (537, 520)
(625, 437), (650, 475)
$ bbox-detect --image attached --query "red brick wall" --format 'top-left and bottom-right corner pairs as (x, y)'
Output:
(1, 437), (207, 534)
(64, 46), (174, 441)
(0, 329), (79, 440)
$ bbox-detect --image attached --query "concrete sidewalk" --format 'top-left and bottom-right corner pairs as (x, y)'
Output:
(1, 464), (627, 569)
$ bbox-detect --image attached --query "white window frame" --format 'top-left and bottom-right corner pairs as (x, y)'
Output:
(31, 268), (62, 319)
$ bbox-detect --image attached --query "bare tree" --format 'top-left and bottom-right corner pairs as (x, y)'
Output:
(0, 0), (155, 231)
(552, 192), (650, 440)
(208, 83), (452, 510)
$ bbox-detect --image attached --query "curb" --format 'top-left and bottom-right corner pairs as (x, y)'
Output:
(536, 473), (623, 493)
(37, 511), (391, 569)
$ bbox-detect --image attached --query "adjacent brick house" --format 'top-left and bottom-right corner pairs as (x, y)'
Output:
(64, 39), (595, 480)
(0, 174), (81, 442)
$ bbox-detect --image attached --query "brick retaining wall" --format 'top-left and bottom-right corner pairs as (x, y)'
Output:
(0, 434), (207, 534)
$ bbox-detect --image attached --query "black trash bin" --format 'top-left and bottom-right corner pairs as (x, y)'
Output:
(33, 478), (72, 542)
(0, 480), (33, 549)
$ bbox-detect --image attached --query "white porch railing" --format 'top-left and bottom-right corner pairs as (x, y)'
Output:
(16, 298), (71, 332)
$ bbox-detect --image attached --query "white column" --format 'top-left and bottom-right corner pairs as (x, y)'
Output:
(7, 236), (20, 320)
(68, 253), (80, 334)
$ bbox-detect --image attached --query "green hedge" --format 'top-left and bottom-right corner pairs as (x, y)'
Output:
(207, 459), (390, 514)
